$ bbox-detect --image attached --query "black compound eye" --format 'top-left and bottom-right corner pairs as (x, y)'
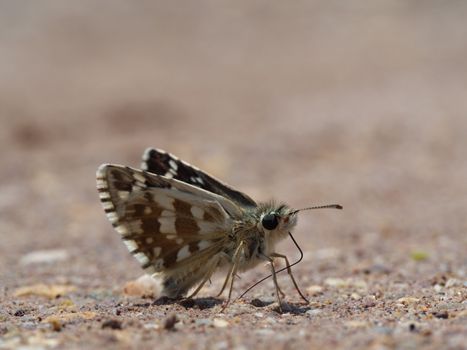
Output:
(262, 214), (279, 230)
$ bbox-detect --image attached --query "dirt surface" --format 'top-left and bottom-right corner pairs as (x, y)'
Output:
(1, 2), (466, 349)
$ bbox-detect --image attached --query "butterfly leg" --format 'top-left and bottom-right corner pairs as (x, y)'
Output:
(220, 241), (245, 310)
(266, 257), (284, 312)
(271, 253), (309, 303)
(217, 240), (245, 297)
(186, 253), (226, 299)
(216, 260), (237, 297)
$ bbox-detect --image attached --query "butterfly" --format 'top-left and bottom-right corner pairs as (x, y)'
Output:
(96, 148), (342, 311)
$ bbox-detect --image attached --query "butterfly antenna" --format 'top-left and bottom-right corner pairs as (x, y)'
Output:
(291, 204), (343, 215)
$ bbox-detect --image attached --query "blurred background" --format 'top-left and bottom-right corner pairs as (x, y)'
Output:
(1, 1), (466, 292)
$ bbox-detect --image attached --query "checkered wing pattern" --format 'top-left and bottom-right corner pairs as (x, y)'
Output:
(96, 164), (243, 296)
(142, 148), (257, 208)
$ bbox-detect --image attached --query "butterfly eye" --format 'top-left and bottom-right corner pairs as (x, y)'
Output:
(261, 213), (279, 230)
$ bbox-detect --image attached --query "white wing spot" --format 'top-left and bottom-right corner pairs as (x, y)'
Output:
(118, 191), (130, 200)
(106, 212), (118, 224)
(164, 172), (174, 179)
(153, 247), (162, 257)
(128, 220), (143, 234)
(159, 217), (176, 234)
(144, 207), (152, 215)
(99, 192), (110, 200)
(190, 206), (204, 219)
(102, 201), (114, 210)
(145, 237), (154, 244)
(155, 195), (174, 210)
(160, 210), (174, 217)
(166, 234), (177, 240)
(175, 238), (183, 245)
(124, 240), (138, 252)
(176, 245), (191, 262)
(133, 181), (146, 190)
(134, 252), (150, 265)
(142, 148), (153, 161)
(198, 221), (217, 234)
(133, 173), (147, 184)
(96, 179), (108, 189)
(198, 240), (211, 250)
(196, 177), (204, 185)
(169, 159), (178, 171)
(115, 225), (128, 235)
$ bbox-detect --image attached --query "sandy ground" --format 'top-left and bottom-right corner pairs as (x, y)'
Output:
(0, 1), (466, 349)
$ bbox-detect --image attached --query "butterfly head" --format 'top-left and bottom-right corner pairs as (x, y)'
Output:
(258, 203), (343, 236)
(259, 204), (298, 235)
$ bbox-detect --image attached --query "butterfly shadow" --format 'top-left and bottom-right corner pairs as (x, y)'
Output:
(153, 296), (223, 310)
(249, 298), (311, 315)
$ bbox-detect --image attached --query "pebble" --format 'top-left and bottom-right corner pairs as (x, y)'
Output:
(123, 274), (161, 297)
(306, 285), (323, 295)
(213, 318), (229, 328)
(345, 320), (369, 329)
(397, 297), (420, 305)
(143, 323), (160, 330)
(14, 309), (26, 317)
(14, 284), (77, 299)
(445, 278), (461, 288)
(324, 278), (347, 288)
(373, 326), (393, 335)
(101, 319), (123, 330)
(20, 249), (69, 265)
(306, 309), (322, 316)
(363, 295), (377, 307)
(195, 318), (213, 327)
(213, 341), (229, 350)
(323, 278), (367, 290)
(432, 310), (449, 319)
(163, 314), (178, 330)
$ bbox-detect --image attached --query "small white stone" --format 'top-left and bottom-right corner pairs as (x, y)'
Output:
(324, 277), (348, 288)
(20, 249), (69, 265)
(446, 278), (462, 288)
(213, 318), (229, 328)
(306, 285), (323, 295)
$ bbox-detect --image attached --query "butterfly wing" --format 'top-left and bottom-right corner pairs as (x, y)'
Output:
(96, 164), (241, 297)
(141, 148), (257, 208)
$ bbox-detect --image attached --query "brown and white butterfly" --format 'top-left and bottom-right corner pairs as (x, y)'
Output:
(96, 148), (342, 310)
